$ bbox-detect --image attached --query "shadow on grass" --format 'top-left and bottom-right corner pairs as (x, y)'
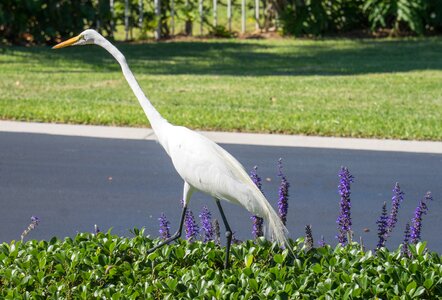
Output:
(4, 38), (442, 76)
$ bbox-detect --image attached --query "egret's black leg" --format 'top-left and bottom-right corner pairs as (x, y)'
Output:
(215, 198), (232, 269)
(147, 205), (187, 253)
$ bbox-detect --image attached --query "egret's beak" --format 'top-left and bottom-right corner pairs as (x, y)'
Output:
(52, 35), (81, 49)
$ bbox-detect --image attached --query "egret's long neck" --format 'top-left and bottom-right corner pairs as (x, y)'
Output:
(98, 39), (170, 139)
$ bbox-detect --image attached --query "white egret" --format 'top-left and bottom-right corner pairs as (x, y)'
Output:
(53, 29), (289, 268)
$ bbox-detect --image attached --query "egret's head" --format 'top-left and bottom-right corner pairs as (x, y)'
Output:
(52, 29), (104, 49)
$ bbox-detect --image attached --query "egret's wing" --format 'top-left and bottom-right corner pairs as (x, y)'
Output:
(167, 126), (289, 246)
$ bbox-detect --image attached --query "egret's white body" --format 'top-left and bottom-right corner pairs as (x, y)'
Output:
(167, 125), (274, 220)
(53, 30), (289, 262)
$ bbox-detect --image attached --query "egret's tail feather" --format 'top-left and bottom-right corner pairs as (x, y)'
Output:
(211, 144), (291, 248)
(248, 185), (290, 247)
(263, 200), (290, 247)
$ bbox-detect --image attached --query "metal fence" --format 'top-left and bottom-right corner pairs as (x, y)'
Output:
(104, 0), (275, 40)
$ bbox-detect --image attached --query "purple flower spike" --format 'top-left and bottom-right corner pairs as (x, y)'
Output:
(250, 165), (263, 191)
(376, 183), (404, 248)
(336, 166), (354, 245)
(410, 192), (432, 244)
(158, 213), (171, 240)
(31, 216), (40, 225)
(318, 236), (326, 247)
(231, 232), (242, 244)
(376, 202), (389, 249)
(213, 219), (221, 246)
(21, 215), (40, 241)
(251, 215), (264, 238)
(250, 166), (264, 238)
(402, 222), (411, 257)
(199, 206), (214, 242)
(185, 210), (199, 242)
(305, 225), (314, 250)
(277, 158), (290, 226)
(387, 182), (404, 234)
(94, 224), (101, 235)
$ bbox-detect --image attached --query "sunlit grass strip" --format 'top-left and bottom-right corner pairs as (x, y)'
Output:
(1, 38), (441, 140)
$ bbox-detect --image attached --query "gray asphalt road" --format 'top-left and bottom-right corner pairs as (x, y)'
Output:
(1, 132), (441, 252)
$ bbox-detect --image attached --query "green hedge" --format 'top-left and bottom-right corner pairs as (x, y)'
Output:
(1, 230), (441, 298)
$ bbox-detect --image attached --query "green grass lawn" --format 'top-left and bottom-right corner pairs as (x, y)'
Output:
(1, 37), (441, 140)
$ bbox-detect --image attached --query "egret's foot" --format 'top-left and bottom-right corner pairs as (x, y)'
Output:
(147, 231), (181, 253)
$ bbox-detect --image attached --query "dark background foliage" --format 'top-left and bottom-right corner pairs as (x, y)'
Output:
(278, 0), (442, 37)
(1, 0), (442, 44)
(0, 0), (97, 45)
